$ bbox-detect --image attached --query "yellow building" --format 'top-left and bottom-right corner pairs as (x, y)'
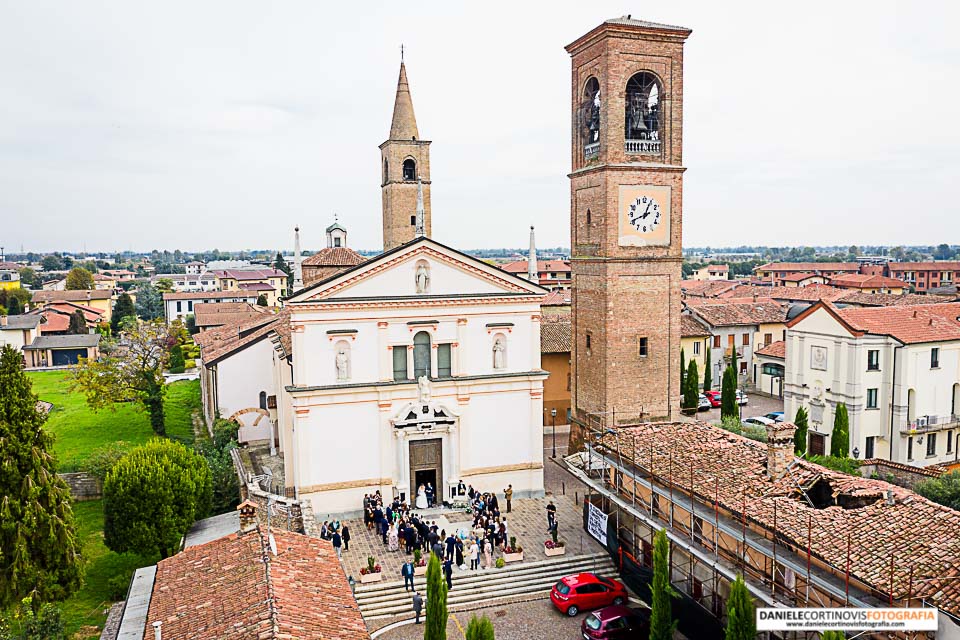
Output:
(680, 315), (710, 390)
(30, 289), (114, 321)
(0, 268), (21, 291)
(211, 269), (287, 306)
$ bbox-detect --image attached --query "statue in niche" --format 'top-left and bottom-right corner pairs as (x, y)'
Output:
(415, 263), (430, 294)
(335, 347), (349, 381)
(417, 375), (431, 404)
(493, 337), (505, 370)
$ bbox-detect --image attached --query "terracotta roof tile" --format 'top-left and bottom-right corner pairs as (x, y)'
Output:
(690, 302), (788, 327)
(302, 247), (366, 268)
(198, 309), (290, 364)
(680, 314), (709, 337)
(779, 272), (822, 282)
(834, 302), (960, 344)
(501, 259), (571, 274)
(193, 302), (271, 329)
(540, 316), (571, 353)
(829, 274), (906, 289)
(756, 262), (860, 272)
(31, 289), (112, 303)
(146, 528), (367, 640)
(888, 261), (960, 272)
(541, 290), (571, 307)
(755, 340), (785, 359)
(681, 280), (742, 297)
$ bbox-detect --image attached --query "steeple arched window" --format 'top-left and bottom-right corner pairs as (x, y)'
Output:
(581, 76), (601, 161)
(403, 158), (417, 181)
(624, 72), (663, 155)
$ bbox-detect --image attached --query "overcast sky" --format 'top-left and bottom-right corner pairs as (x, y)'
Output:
(2, 1), (958, 254)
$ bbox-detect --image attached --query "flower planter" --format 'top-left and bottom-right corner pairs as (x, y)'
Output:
(360, 572), (383, 584)
(544, 544), (566, 557)
(414, 566), (427, 576)
(502, 552), (524, 563)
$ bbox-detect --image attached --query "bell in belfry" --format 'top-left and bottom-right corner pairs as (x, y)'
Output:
(627, 92), (648, 136)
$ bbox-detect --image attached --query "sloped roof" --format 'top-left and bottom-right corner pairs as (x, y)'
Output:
(691, 302), (788, 327)
(197, 309), (290, 365)
(603, 15), (691, 32)
(541, 316), (571, 354)
(834, 302), (960, 345)
(31, 289), (111, 303)
(607, 421), (960, 616)
(755, 340), (785, 359)
(541, 290), (571, 307)
(24, 334), (100, 350)
(829, 273), (908, 289)
(681, 280), (742, 298)
(389, 62), (419, 140)
(1, 315), (41, 330)
(302, 247), (365, 268)
(146, 527), (368, 640)
(780, 272), (823, 282)
(192, 302), (271, 329)
(210, 268), (286, 281)
(887, 261), (960, 271)
(680, 314), (709, 338)
(756, 262), (860, 273)
(836, 292), (955, 307)
(162, 291), (259, 301)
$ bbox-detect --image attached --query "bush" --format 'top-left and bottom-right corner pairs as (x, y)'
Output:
(915, 471), (960, 511)
(831, 403), (850, 457)
(809, 455), (861, 476)
(0, 597), (65, 640)
(103, 438), (212, 558)
(184, 359), (196, 369)
(107, 573), (132, 601)
(168, 344), (185, 374)
(495, 557), (505, 568)
(82, 441), (133, 481)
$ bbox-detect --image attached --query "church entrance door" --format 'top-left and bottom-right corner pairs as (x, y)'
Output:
(409, 438), (443, 503)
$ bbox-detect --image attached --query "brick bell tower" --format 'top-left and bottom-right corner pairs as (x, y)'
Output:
(567, 17), (691, 429)
(380, 61), (432, 251)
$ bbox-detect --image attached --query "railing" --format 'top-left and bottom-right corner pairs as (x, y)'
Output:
(900, 414), (960, 434)
(625, 139), (661, 155)
(583, 142), (600, 161)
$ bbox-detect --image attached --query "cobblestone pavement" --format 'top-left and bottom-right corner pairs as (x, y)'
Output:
(698, 390), (783, 424)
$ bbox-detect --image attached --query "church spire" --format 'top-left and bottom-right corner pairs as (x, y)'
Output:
(527, 226), (539, 284)
(389, 61), (420, 140)
(293, 225), (303, 291)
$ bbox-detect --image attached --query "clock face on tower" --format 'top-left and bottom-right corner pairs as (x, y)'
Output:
(618, 184), (671, 247)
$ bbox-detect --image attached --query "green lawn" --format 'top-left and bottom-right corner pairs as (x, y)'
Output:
(27, 371), (198, 470)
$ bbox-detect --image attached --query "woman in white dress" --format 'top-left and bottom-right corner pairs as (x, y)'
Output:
(388, 522), (399, 552)
(415, 484), (428, 509)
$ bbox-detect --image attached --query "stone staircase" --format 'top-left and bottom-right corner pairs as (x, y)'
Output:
(355, 552), (616, 619)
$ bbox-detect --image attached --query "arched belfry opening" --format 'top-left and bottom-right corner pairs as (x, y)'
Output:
(624, 71), (662, 154)
(403, 158), (417, 181)
(581, 76), (601, 160)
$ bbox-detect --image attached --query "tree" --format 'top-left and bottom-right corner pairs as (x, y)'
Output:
(256, 294), (268, 306)
(702, 346), (712, 392)
(650, 528), (676, 640)
(274, 252), (293, 295)
(830, 403), (849, 458)
(730, 348), (739, 387)
(71, 320), (170, 435)
(184, 314), (198, 335)
(721, 367), (738, 420)
(168, 344), (185, 374)
(6, 296), (22, 315)
(17, 267), (37, 288)
(679, 349), (686, 391)
(134, 283), (163, 321)
(196, 421), (240, 515)
(794, 406), (809, 455)
(40, 255), (63, 272)
(153, 278), (174, 294)
(0, 289), (31, 315)
(111, 293), (136, 334)
(724, 575), (756, 640)
(0, 596), (66, 640)
(64, 267), (94, 291)
(915, 471), (960, 511)
(103, 439), (212, 559)
(0, 345), (83, 607)
(465, 615), (495, 640)
(683, 360), (699, 412)
(933, 243), (955, 261)
(67, 310), (87, 335)
(425, 553), (448, 640)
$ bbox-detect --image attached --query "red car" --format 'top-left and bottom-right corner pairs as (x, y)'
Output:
(550, 573), (629, 617)
(581, 605), (650, 638)
(704, 390), (721, 407)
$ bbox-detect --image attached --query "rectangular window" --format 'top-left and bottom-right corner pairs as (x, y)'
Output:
(693, 341), (701, 355)
(188, 301), (193, 311)
(907, 437), (914, 461)
(586, 333), (592, 355)
(742, 333), (750, 346)
(638, 337), (648, 357)
(739, 362), (747, 374)
(867, 388), (878, 409)
(931, 348), (940, 369)
(865, 436), (875, 459)
(927, 433), (937, 457)
(713, 335), (721, 348)
(867, 350), (880, 371)
(727, 334), (735, 348)
(392, 347), (408, 381)
(176, 301), (182, 312)
(949, 431), (954, 454)
(764, 333), (773, 346)
(437, 344), (452, 377)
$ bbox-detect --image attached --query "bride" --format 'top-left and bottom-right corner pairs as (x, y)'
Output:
(415, 484), (428, 509)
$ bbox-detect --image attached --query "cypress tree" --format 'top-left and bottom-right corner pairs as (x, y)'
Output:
(650, 528), (676, 640)
(730, 347), (739, 387)
(68, 309), (88, 335)
(6, 296), (22, 315)
(831, 403), (850, 458)
(724, 575), (756, 640)
(683, 360), (699, 412)
(721, 367), (738, 420)
(680, 348), (686, 391)
(111, 292), (136, 333)
(465, 615), (495, 640)
(794, 406), (809, 455)
(425, 553), (448, 640)
(169, 344), (185, 374)
(256, 293), (268, 306)
(703, 345), (712, 392)
(0, 345), (83, 606)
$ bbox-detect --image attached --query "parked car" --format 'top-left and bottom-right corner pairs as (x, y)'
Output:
(703, 390), (721, 407)
(581, 605), (650, 638)
(765, 411), (785, 422)
(698, 394), (711, 411)
(550, 573), (629, 617)
(743, 416), (775, 428)
(735, 389), (748, 405)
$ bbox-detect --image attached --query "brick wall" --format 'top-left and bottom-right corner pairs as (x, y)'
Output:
(59, 472), (101, 501)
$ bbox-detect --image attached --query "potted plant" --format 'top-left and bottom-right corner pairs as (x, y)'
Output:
(413, 549), (427, 576)
(359, 556), (383, 584)
(502, 536), (524, 563)
(544, 528), (566, 556)
(495, 557), (505, 569)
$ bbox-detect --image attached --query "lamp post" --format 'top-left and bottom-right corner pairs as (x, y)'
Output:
(551, 408), (558, 458)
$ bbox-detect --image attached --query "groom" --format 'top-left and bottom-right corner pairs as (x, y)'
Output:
(426, 483), (435, 508)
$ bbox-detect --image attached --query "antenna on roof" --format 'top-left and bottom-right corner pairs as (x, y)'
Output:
(400, 43), (404, 63)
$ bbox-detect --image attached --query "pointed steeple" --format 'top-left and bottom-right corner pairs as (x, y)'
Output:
(389, 62), (420, 140)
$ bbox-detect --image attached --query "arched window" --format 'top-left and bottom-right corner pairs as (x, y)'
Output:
(582, 77), (601, 143)
(624, 72), (662, 152)
(259, 391), (267, 410)
(403, 158), (417, 181)
(413, 331), (431, 379)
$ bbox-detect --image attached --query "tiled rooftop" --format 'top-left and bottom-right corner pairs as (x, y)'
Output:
(680, 314), (709, 337)
(302, 247), (366, 268)
(689, 301), (788, 327)
(755, 340), (785, 359)
(832, 302), (960, 344)
(540, 315), (571, 353)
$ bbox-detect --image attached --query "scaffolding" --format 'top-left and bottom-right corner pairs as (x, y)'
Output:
(563, 421), (949, 640)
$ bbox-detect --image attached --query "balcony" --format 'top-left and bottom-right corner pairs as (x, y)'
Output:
(900, 414), (960, 435)
(584, 142), (600, 161)
(625, 139), (661, 155)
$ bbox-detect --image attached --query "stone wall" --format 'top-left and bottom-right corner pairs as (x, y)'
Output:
(59, 472), (101, 501)
(229, 448), (317, 535)
(859, 458), (944, 489)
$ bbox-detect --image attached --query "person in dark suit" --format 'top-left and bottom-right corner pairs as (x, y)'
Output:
(412, 591), (423, 624)
(341, 525), (350, 551)
(444, 534), (456, 561)
(443, 558), (453, 590)
(401, 560), (415, 591)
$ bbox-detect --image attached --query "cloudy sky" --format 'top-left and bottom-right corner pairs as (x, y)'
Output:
(1, 1), (957, 254)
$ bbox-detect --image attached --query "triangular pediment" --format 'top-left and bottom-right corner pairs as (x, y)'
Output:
(287, 237), (546, 304)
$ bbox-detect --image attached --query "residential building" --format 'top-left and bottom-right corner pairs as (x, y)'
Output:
(680, 314), (710, 386)
(886, 261), (960, 292)
(784, 301), (960, 466)
(184, 261), (205, 274)
(828, 273), (906, 294)
(22, 334), (100, 367)
(0, 268), (21, 290)
(100, 268), (136, 281)
(501, 259), (572, 291)
(0, 315), (41, 351)
(753, 339), (785, 398)
(26, 302), (104, 335)
(540, 289), (571, 316)
(541, 314), (571, 426)
(301, 221), (365, 286)
(754, 262), (860, 285)
(30, 289), (113, 321)
(192, 302), (271, 333)
(152, 272), (220, 292)
(162, 291), (259, 324)
(780, 272), (828, 288)
(211, 268), (287, 306)
(689, 264), (729, 281)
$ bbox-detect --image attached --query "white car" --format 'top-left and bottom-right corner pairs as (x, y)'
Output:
(698, 394), (711, 411)
(735, 389), (748, 405)
(743, 416), (775, 428)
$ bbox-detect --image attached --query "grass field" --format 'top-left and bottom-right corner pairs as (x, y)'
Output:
(27, 371), (199, 470)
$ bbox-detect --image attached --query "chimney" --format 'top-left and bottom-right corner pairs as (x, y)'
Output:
(237, 499), (259, 533)
(765, 422), (798, 480)
(152, 621), (162, 640)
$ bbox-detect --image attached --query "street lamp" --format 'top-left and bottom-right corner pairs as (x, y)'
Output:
(550, 408), (558, 458)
